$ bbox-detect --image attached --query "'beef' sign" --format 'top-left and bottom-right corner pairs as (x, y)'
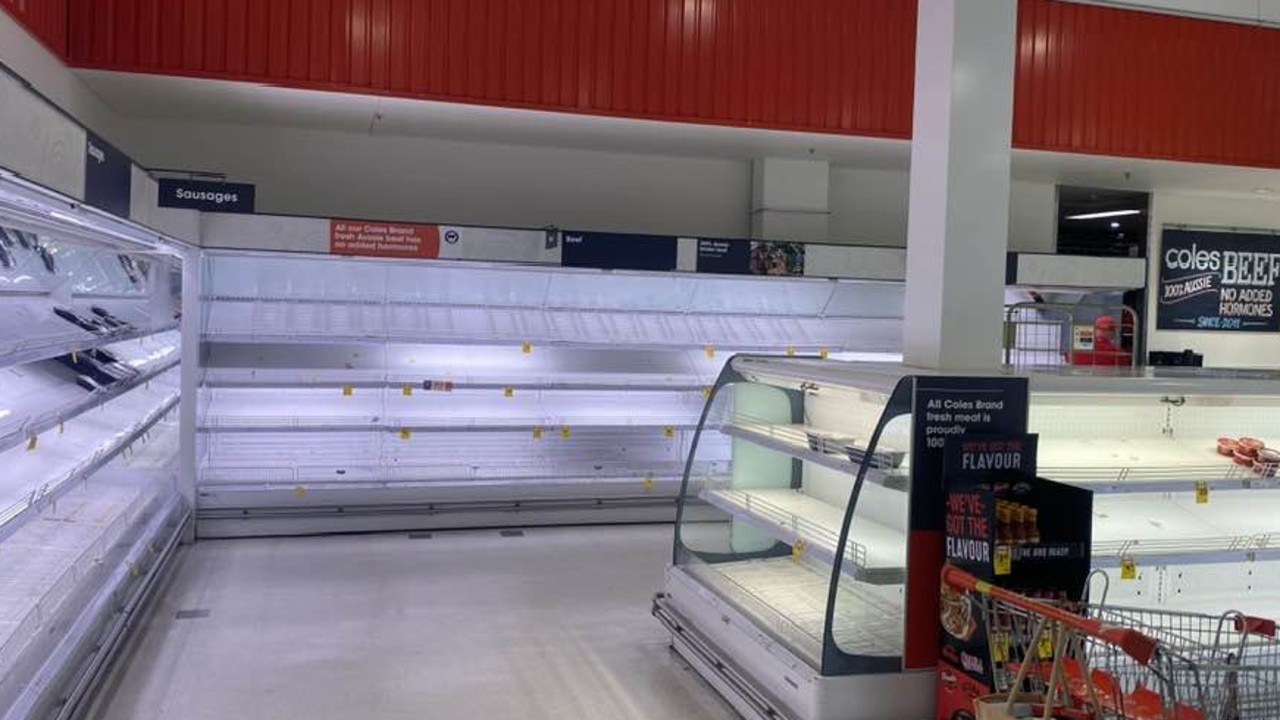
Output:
(1157, 228), (1280, 332)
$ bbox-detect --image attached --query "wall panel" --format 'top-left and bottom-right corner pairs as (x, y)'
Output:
(66, 0), (917, 139)
(1013, 0), (1280, 169)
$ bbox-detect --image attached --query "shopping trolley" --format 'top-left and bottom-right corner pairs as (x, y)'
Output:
(942, 564), (1280, 720)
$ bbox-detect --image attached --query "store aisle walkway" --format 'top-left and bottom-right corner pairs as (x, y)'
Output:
(90, 525), (736, 720)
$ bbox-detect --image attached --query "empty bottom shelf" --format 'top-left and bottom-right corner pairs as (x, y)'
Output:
(684, 556), (903, 667)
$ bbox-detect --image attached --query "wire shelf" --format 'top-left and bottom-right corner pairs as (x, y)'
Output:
(0, 448), (174, 684)
(699, 486), (910, 582)
(0, 369), (180, 541)
(0, 354), (180, 455)
(715, 420), (909, 491)
(202, 297), (900, 352)
(197, 387), (707, 433)
(199, 459), (714, 487)
(1094, 534), (1280, 566)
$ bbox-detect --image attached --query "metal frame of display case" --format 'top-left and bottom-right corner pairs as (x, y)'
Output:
(657, 356), (929, 720)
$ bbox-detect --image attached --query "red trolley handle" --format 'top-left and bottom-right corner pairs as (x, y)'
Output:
(942, 563), (1159, 666)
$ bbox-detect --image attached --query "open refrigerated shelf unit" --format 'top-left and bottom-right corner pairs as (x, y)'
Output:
(0, 175), (190, 720)
(195, 250), (904, 537)
(655, 356), (1280, 720)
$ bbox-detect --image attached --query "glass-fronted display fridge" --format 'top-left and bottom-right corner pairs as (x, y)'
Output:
(655, 356), (1280, 720)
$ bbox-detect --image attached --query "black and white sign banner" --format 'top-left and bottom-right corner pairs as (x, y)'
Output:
(1158, 228), (1280, 332)
(158, 178), (256, 213)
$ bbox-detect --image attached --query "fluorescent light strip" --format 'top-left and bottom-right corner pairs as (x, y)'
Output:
(1065, 209), (1141, 220)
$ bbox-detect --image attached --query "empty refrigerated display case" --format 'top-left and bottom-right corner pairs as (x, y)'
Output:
(656, 356), (1280, 720)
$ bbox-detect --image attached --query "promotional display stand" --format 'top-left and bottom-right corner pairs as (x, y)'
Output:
(936, 434), (1094, 720)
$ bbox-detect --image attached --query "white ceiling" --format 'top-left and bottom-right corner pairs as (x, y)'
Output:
(78, 69), (1280, 199)
(76, 70), (910, 169)
(1013, 149), (1280, 199)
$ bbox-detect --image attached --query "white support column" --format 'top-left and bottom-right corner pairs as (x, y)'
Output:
(903, 0), (1018, 370)
(751, 158), (830, 241)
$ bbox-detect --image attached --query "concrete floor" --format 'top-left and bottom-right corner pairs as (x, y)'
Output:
(90, 525), (737, 720)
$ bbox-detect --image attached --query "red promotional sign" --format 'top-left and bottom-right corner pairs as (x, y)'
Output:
(329, 220), (440, 259)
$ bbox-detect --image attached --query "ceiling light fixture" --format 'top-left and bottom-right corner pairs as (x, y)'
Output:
(1110, 221), (1120, 229)
(1255, 188), (1275, 196)
(1065, 209), (1142, 220)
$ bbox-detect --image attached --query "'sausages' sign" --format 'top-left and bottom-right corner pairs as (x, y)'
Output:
(1158, 228), (1280, 332)
(158, 178), (256, 214)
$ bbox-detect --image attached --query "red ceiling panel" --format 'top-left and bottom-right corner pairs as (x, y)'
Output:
(63, 0), (918, 139)
(18, 0), (1279, 170)
(2, 0), (69, 57)
(1013, 0), (1280, 170)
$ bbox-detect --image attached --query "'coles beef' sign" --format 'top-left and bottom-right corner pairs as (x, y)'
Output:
(1158, 228), (1280, 332)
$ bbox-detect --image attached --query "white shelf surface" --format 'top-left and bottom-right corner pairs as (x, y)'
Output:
(700, 488), (905, 581)
(723, 419), (1275, 495)
(198, 388), (706, 432)
(197, 422), (721, 474)
(683, 556), (903, 667)
(0, 367), (179, 536)
(0, 418), (176, 681)
(1035, 437), (1279, 492)
(0, 330), (179, 453)
(717, 421), (909, 490)
(198, 423), (728, 491)
(202, 298), (900, 352)
(1091, 492), (1280, 566)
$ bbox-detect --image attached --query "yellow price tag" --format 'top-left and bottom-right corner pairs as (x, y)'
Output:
(642, 475), (654, 491)
(701, 386), (713, 399)
(402, 385), (413, 396)
(785, 346), (796, 357)
(994, 545), (1012, 576)
(1121, 556), (1137, 580)
(521, 341), (533, 354)
(991, 631), (1010, 663)
(663, 425), (675, 439)
(1037, 633), (1055, 660)
(26, 435), (37, 451)
(399, 428), (412, 440)
(1195, 481), (1209, 504)
(819, 346), (830, 359)
(532, 426), (543, 440)
(559, 426), (571, 440)
(503, 386), (514, 398)
(791, 538), (806, 562)
(342, 385), (353, 396)
(704, 345), (715, 358)
(293, 485), (306, 497)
